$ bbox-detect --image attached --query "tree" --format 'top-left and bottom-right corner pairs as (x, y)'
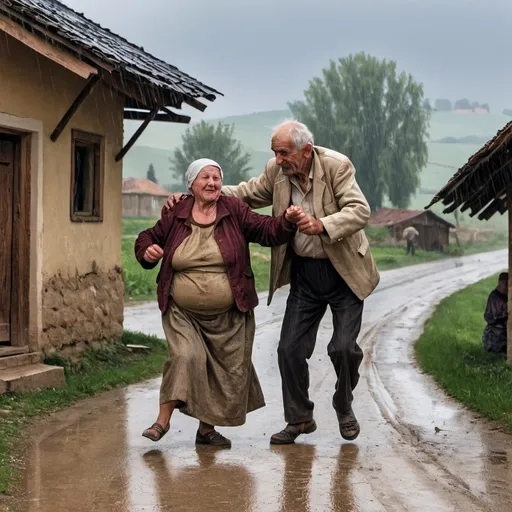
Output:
(454, 98), (471, 110)
(146, 163), (157, 184)
(289, 52), (429, 209)
(434, 98), (452, 111)
(170, 121), (252, 189)
(423, 99), (432, 111)
(480, 103), (490, 113)
(503, 109), (512, 117)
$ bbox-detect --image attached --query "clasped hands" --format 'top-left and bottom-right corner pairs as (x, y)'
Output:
(145, 205), (325, 263)
(285, 206), (325, 236)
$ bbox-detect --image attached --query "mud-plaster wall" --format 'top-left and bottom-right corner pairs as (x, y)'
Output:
(0, 33), (124, 349)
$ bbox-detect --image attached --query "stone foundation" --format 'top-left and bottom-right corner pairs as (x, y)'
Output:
(41, 267), (124, 351)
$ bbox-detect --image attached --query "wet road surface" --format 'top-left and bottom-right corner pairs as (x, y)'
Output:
(17, 250), (512, 511)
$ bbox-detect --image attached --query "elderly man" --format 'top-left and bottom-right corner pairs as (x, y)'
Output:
(166, 121), (380, 443)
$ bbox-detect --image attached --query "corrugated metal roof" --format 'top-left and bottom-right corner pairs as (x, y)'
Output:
(426, 121), (512, 220)
(122, 178), (170, 197)
(1, 0), (222, 106)
(369, 208), (424, 227)
(369, 208), (454, 228)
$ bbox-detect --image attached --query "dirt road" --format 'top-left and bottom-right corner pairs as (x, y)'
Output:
(16, 250), (512, 511)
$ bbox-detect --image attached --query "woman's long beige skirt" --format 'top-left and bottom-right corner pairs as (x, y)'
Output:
(160, 302), (265, 426)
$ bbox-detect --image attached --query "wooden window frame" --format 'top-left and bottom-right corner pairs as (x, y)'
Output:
(70, 130), (104, 223)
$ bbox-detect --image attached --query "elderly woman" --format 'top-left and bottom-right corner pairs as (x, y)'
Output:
(135, 158), (302, 448)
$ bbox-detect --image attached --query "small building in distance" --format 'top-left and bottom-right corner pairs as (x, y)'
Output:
(122, 178), (170, 218)
(369, 208), (455, 252)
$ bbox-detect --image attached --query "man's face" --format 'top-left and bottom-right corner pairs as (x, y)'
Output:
(499, 279), (508, 295)
(271, 134), (313, 177)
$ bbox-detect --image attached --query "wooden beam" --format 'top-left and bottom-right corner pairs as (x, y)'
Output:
(124, 98), (152, 110)
(183, 95), (208, 112)
(50, 75), (101, 142)
(0, 4), (114, 72)
(508, 188), (512, 365)
(0, 13), (98, 79)
(123, 109), (191, 124)
(162, 107), (191, 123)
(115, 107), (160, 162)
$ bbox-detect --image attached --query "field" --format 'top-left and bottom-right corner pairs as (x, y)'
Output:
(123, 109), (510, 231)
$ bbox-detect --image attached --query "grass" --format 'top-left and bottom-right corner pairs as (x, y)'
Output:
(415, 275), (512, 432)
(0, 331), (168, 494)
(371, 247), (446, 270)
(122, 218), (158, 237)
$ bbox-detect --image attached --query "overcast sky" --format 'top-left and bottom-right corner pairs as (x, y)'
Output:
(63, 0), (512, 119)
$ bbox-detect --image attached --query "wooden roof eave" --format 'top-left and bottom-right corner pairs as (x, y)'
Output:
(0, 7), (209, 161)
(0, 4), (114, 72)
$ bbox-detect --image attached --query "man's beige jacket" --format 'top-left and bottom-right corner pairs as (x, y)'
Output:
(223, 146), (380, 304)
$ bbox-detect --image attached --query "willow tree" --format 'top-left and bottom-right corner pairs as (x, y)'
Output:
(289, 52), (429, 210)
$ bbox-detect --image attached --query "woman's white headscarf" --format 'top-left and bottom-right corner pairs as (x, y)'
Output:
(185, 158), (223, 193)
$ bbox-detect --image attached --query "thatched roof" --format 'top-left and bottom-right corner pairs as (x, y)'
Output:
(426, 121), (512, 221)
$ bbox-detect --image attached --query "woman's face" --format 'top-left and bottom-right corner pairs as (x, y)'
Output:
(191, 166), (222, 204)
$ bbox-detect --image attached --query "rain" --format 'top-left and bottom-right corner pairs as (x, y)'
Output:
(1, 0), (512, 511)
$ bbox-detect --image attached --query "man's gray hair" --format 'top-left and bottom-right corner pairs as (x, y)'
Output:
(272, 120), (314, 149)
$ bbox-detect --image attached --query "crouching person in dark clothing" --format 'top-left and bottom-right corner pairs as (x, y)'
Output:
(482, 272), (508, 354)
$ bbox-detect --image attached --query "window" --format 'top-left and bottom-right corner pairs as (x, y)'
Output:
(71, 130), (104, 222)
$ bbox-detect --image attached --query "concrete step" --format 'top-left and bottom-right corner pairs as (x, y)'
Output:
(0, 346), (29, 357)
(0, 352), (43, 370)
(0, 364), (65, 394)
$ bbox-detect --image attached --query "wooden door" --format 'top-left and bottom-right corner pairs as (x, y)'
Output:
(0, 136), (15, 343)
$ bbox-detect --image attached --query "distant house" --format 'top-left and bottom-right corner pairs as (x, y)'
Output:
(122, 178), (170, 218)
(369, 208), (454, 252)
(0, 0), (220, 392)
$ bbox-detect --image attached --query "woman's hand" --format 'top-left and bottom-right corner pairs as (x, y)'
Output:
(144, 244), (164, 263)
(285, 205), (305, 223)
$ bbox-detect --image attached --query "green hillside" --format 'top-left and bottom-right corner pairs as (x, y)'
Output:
(123, 109), (509, 229)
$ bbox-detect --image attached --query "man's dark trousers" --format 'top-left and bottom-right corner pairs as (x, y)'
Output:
(277, 254), (364, 424)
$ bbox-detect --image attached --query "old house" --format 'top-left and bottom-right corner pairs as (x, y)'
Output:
(427, 121), (512, 364)
(0, 0), (220, 391)
(369, 208), (454, 252)
(122, 178), (170, 218)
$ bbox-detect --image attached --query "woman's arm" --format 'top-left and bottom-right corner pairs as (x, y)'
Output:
(238, 201), (297, 247)
(134, 212), (173, 269)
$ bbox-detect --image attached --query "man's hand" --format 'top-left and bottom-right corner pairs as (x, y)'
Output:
(297, 214), (325, 236)
(165, 193), (187, 210)
(144, 244), (164, 263)
(284, 205), (304, 224)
